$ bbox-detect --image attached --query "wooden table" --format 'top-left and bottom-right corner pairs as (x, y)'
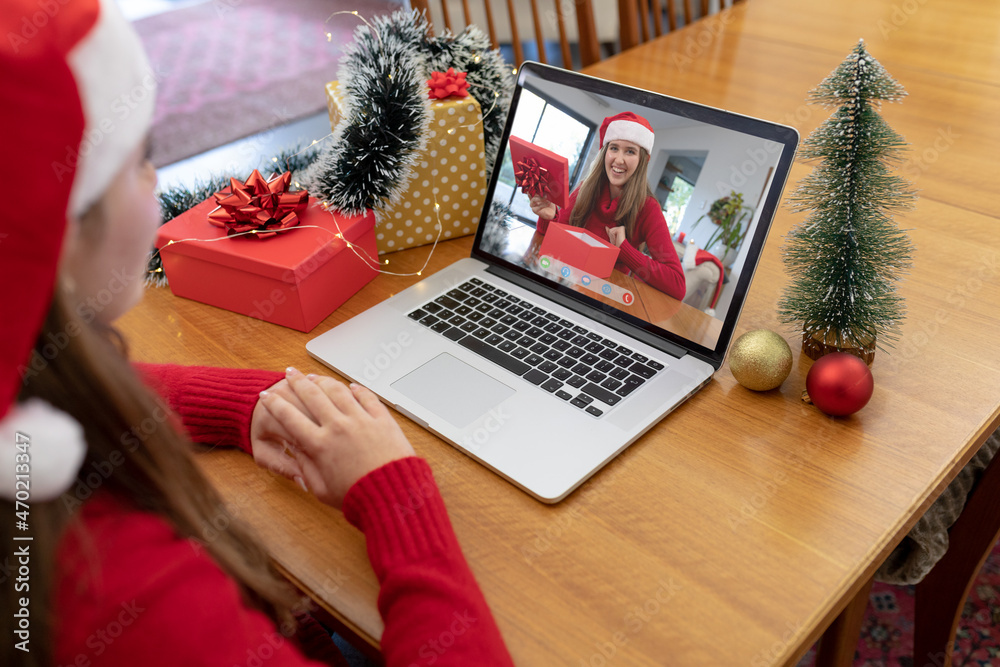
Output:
(120, 0), (1000, 663)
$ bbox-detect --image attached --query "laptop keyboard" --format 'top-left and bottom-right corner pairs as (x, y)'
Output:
(406, 277), (665, 418)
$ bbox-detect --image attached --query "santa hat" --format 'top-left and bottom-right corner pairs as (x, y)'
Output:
(599, 111), (655, 154)
(0, 0), (155, 501)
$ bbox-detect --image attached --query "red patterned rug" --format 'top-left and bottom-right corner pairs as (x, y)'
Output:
(134, 0), (403, 166)
(796, 538), (1000, 666)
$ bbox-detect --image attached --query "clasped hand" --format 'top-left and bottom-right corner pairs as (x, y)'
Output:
(251, 368), (414, 508)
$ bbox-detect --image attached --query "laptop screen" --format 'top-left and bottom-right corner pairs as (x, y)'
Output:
(471, 62), (798, 367)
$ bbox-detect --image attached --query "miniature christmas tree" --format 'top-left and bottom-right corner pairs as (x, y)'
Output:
(778, 40), (915, 362)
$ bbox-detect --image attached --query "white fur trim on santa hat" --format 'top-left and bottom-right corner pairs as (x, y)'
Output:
(603, 119), (654, 154)
(66, 0), (156, 217)
(1, 400), (86, 503)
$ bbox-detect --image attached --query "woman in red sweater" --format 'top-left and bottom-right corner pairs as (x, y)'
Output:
(0, 2), (512, 666)
(529, 112), (686, 300)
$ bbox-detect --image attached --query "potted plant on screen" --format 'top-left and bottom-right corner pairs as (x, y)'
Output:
(693, 191), (752, 266)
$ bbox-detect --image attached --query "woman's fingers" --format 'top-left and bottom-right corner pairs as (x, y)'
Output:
(350, 383), (387, 418)
(269, 377), (318, 426)
(258, 371), (418, 508)
(606, 226), (625, 247)
(259, 389), (320, 451)
(284, 446), (331, 499)
(261, 444), (303, 480)
(282, 367), (342, 424)
(309, 374), (366, 420)
(529, 196), (553, 214)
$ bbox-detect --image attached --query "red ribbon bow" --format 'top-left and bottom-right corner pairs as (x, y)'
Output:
(514, 157), (551, 200)
(207, 170), (308, 239)
(427, 68), (470, 100)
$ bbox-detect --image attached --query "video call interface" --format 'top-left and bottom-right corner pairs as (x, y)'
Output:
(478, 69), (786, 352)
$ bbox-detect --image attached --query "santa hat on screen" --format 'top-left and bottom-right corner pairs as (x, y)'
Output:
(0, 0), (155, 501)
(599, 111), (655, 154)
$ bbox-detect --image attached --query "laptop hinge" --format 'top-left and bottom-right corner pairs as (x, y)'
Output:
(485, 264), (689, 360)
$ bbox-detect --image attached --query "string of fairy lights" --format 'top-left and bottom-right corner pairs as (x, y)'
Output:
(149, 9), (513, 282)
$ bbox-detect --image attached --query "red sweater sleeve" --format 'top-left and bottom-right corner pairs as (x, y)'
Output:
(617, 197), (687, 300)
(343, 457), (514, 666)
(135, 363), (282, 454)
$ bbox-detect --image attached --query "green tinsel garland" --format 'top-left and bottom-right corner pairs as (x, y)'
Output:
(303, 9), (513, 218)
(146, 11), (513, 284)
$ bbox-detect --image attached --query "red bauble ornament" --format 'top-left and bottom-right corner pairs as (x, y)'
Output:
(805, 352), (874, 417)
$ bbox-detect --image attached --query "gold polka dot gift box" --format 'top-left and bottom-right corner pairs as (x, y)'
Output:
(325, 81), (487, 254)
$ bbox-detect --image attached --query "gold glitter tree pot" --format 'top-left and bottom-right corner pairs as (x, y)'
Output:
(801, 330), (876, 366)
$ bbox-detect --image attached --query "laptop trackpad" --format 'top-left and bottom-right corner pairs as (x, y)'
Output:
(391, 353), (515, 429)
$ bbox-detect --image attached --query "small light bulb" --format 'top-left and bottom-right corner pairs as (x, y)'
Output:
(326, 32), (332, 41)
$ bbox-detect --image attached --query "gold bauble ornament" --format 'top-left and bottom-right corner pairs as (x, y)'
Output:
(728, 329), (793, 391)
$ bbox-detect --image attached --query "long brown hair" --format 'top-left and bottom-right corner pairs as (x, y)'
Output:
(1, 290), (299, 667)
(569, 142), (653, 240)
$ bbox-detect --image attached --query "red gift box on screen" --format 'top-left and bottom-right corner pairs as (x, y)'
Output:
(538, 221), (620, 279)
(156, 197), (378, 332)
(508, 135), (570, 209)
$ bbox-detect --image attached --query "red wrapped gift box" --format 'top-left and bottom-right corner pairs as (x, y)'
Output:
(156, 198), (378, 332)
(538, 221), (620, 279)
(508, 135), (570, 209)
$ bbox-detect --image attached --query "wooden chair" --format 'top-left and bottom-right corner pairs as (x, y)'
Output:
(617, 0), (746, 52)
(816, 426), (1000, 667)
(409, 0), (602, 69)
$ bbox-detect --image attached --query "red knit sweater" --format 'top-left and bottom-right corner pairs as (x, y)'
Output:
(54, 364), (513, 667)
(537, 183), (686, 300)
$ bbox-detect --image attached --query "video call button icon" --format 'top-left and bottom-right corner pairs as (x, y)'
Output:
(538, 256), (636, 308)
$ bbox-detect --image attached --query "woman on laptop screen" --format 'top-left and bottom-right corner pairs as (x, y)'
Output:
(529, 112), (686, 300)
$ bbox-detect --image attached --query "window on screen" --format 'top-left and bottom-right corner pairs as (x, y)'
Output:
(494, 88), (594, 225)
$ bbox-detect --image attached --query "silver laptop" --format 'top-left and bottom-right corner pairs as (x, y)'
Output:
(307, 62), (798, 503)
